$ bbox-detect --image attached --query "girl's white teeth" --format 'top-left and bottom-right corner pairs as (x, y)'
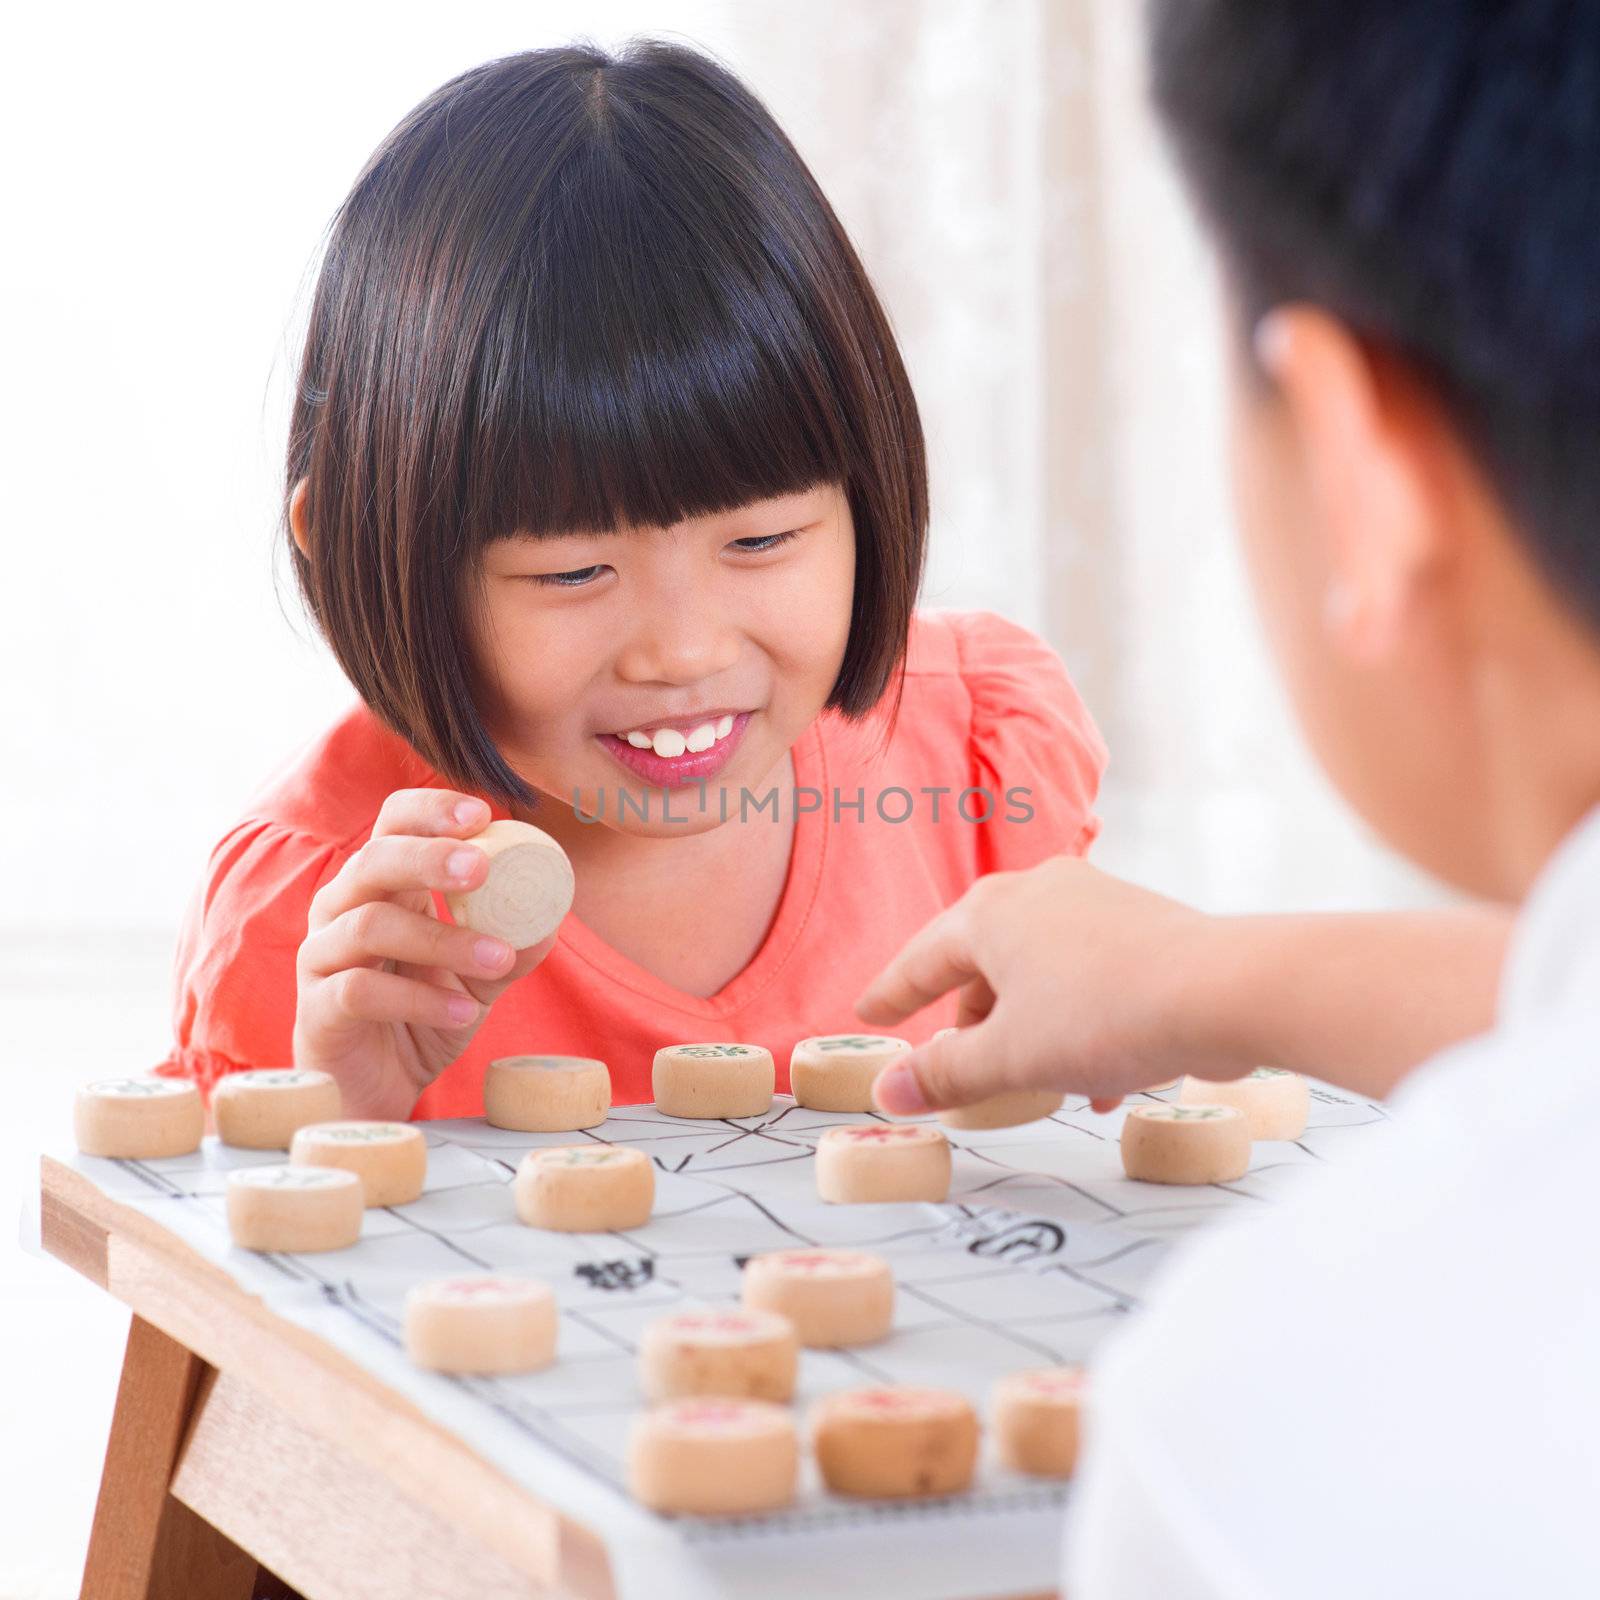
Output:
(617, 715), (741, 759)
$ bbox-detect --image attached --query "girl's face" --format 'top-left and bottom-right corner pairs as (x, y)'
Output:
(469, 483), (856, 835)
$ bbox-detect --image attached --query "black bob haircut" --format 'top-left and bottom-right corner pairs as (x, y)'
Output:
(286, 40), (927, 808)
(1149, 0), (1600, 631)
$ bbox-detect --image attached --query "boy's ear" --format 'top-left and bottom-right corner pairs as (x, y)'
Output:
(1254, 307), (1441, 664)
(289, 477), (312, 557)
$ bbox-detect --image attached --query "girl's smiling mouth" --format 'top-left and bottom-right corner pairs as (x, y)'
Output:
(596, 710), (754, 786)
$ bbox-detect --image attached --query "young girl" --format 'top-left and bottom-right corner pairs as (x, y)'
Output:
(153, 41), (1106, 1120)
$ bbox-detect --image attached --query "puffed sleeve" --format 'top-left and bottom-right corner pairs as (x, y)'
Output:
(948, 609), (1109, 873)
(151, 818), (352, 1098)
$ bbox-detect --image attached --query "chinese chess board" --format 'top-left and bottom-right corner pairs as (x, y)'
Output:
(47, 1083), (1387, 1598)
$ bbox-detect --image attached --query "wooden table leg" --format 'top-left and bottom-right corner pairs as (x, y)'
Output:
(79, 1315), (261, 1600)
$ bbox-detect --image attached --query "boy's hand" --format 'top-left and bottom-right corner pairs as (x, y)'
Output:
(855, 857), (1224, 1116)
(294, 789), (558, 1119)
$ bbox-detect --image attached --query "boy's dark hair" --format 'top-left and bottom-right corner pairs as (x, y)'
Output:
(286, 41), (926, 807)
(1149, 0), (1600, 628)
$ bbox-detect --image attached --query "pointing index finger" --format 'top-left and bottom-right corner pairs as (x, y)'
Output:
(854, 909), (982, 1026)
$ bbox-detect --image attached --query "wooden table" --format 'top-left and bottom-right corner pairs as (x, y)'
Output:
(39, 1154), (614, 1600)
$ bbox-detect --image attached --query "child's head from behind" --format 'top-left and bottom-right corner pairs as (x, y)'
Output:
(1151, 0), (1600, 897)
(286, 41), (925, 832)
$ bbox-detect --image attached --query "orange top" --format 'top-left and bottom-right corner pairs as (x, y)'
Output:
(153, 609), (1107, 1115)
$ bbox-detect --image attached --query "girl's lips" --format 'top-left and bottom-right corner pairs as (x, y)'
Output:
(597, 711), (753, 787)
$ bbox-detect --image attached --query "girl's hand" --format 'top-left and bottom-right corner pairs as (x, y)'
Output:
(294, 790), (558, 1119)
(854, 857), (1223, 1116)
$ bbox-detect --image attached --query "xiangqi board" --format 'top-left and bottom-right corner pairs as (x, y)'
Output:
(52, 1082), (1385, 1600)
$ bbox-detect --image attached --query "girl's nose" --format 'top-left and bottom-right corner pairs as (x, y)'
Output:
(613, 600), (743, 687)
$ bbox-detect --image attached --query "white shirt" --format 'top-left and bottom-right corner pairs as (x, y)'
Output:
(1065, 805), (1600, 1599)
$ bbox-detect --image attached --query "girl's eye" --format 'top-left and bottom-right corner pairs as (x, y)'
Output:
(730, 530), (799, 554)
(530, 565), (605, 588)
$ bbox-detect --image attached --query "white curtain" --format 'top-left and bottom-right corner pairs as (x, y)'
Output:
(723, 0), (1444, 913)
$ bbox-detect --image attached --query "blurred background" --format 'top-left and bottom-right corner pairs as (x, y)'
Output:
(2, 1), (1442, 1593)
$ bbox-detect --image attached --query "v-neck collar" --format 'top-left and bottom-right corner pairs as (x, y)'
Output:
(523, 721), (831, 1021)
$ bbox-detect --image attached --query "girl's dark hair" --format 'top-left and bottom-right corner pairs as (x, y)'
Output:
(286, 40), (927, 806)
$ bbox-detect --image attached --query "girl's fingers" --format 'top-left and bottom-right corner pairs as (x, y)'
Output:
(309, 833), (491, 927)
(300, 899), (515, 982)
(310, 965), (482, 1036)
(490, 932), (560, 991)
(371, 788), (491, 840)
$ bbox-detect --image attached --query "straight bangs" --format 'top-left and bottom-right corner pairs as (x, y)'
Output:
(466, 123), (854, 545)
